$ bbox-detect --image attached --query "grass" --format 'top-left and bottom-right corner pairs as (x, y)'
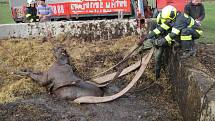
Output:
(199, 1), (215, 43)
(0, 2), (13, 24)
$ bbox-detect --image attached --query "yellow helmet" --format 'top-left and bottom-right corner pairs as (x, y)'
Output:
(161, 5), (177, 20)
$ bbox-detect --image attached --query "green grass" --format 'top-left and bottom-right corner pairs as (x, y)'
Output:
(0, 3), (14, 24)
(199, 2), (215, 43)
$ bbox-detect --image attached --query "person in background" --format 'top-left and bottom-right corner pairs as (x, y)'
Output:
(25, 0), (39, 22)
(143, 0), (152, 18)
(184, 0), (205, 26)
(37, 0), (52, 22)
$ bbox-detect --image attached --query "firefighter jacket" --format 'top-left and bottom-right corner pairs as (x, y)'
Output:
(164, 12), (202, 45)
(26, 6), (38, 22)
(146, 13), (173, 39)
(147, 12), (202, 45)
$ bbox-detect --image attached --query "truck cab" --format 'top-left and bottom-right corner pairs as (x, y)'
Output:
(149, 0), (189, 17)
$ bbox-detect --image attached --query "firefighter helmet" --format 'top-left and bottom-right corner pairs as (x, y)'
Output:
(161, 5), (177, 20)
(27, 0), (36, 4)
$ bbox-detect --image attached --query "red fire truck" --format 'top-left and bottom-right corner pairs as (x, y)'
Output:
(9, 0), (135, 23)
(9, 0), (189, 23)
(150, 0), (189, 17)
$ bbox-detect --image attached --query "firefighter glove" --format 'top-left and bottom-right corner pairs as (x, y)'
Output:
(151, 38), (168, 47)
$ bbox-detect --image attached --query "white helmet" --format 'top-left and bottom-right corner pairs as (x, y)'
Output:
(27, 0), (36, 4)
(161, 5), (177, 20)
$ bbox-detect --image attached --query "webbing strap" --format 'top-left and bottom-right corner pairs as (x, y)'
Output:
(74, 48), (155, 104)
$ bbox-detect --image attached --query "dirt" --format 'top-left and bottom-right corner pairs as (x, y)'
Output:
(0, 36), (196, 121)
(196, 43), (215, 76)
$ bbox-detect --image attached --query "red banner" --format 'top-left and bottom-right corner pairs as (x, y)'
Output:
(48, 0), (131, 16)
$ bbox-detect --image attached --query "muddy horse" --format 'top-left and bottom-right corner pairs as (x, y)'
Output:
(18, 46), (103, 100)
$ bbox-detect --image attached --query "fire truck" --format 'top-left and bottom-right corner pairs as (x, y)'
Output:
(9, 0), (189, 23)
(151, 0), (189, 17)
(9, 0), (136, 23)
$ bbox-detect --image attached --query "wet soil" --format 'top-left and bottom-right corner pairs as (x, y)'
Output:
(0, 89), (181, 121)
(196, 43), (215, 76)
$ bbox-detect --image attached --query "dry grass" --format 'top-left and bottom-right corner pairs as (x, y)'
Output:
(0, 35), (173, 104)
(0, 36), (139, 103)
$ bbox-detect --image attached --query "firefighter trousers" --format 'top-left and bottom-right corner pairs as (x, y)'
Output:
(180, 27), (202, 51)
(139, 39), (168, 80)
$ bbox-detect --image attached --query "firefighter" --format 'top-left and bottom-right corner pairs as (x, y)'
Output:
(25, 0), (39, 23)
(138, 5), (203, 79)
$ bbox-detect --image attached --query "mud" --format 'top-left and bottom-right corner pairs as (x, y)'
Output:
(196, 43), (215, 76)
(0, 89), (182, 121)
(0, 36), (184, 121)
(168, 43), (215, 121)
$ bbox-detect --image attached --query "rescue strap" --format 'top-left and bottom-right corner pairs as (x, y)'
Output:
(86, 44), (141, 80)
(92, 57), (143, 84)
(73, 48), (154, 104)
(88, 54), (146, 87)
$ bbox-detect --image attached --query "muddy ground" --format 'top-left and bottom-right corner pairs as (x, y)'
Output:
(196, 43), (215, 77)
(0, 37), (213, 121)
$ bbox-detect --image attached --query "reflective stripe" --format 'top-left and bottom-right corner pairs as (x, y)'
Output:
(26, 14), (31, 17)
(153, 28), (161, 35)
(157, 13), (161, 23)
(161, 18), (166, 24)
(188, 18), (195, 27)
(196, 30), (203, 35)
(172, 28), (180, 35)
(160, 23), (170, 30)
(184, 13), (189, 18)
(30, 19), (34, 22)
(181, 35), (192, 40)
(165, 35), (172, 45)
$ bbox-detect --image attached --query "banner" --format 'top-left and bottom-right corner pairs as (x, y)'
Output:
(48, 0), (131, 16)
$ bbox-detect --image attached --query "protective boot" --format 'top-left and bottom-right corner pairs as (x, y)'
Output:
(154, 47), (164, 80)
(155, 68), (161, 80)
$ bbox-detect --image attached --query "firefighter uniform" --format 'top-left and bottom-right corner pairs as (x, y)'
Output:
(26, 6), (39, 22)
(25, 0), (39, 23)
(162, 12), (203, 50)
(139, 5), (203, 79)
